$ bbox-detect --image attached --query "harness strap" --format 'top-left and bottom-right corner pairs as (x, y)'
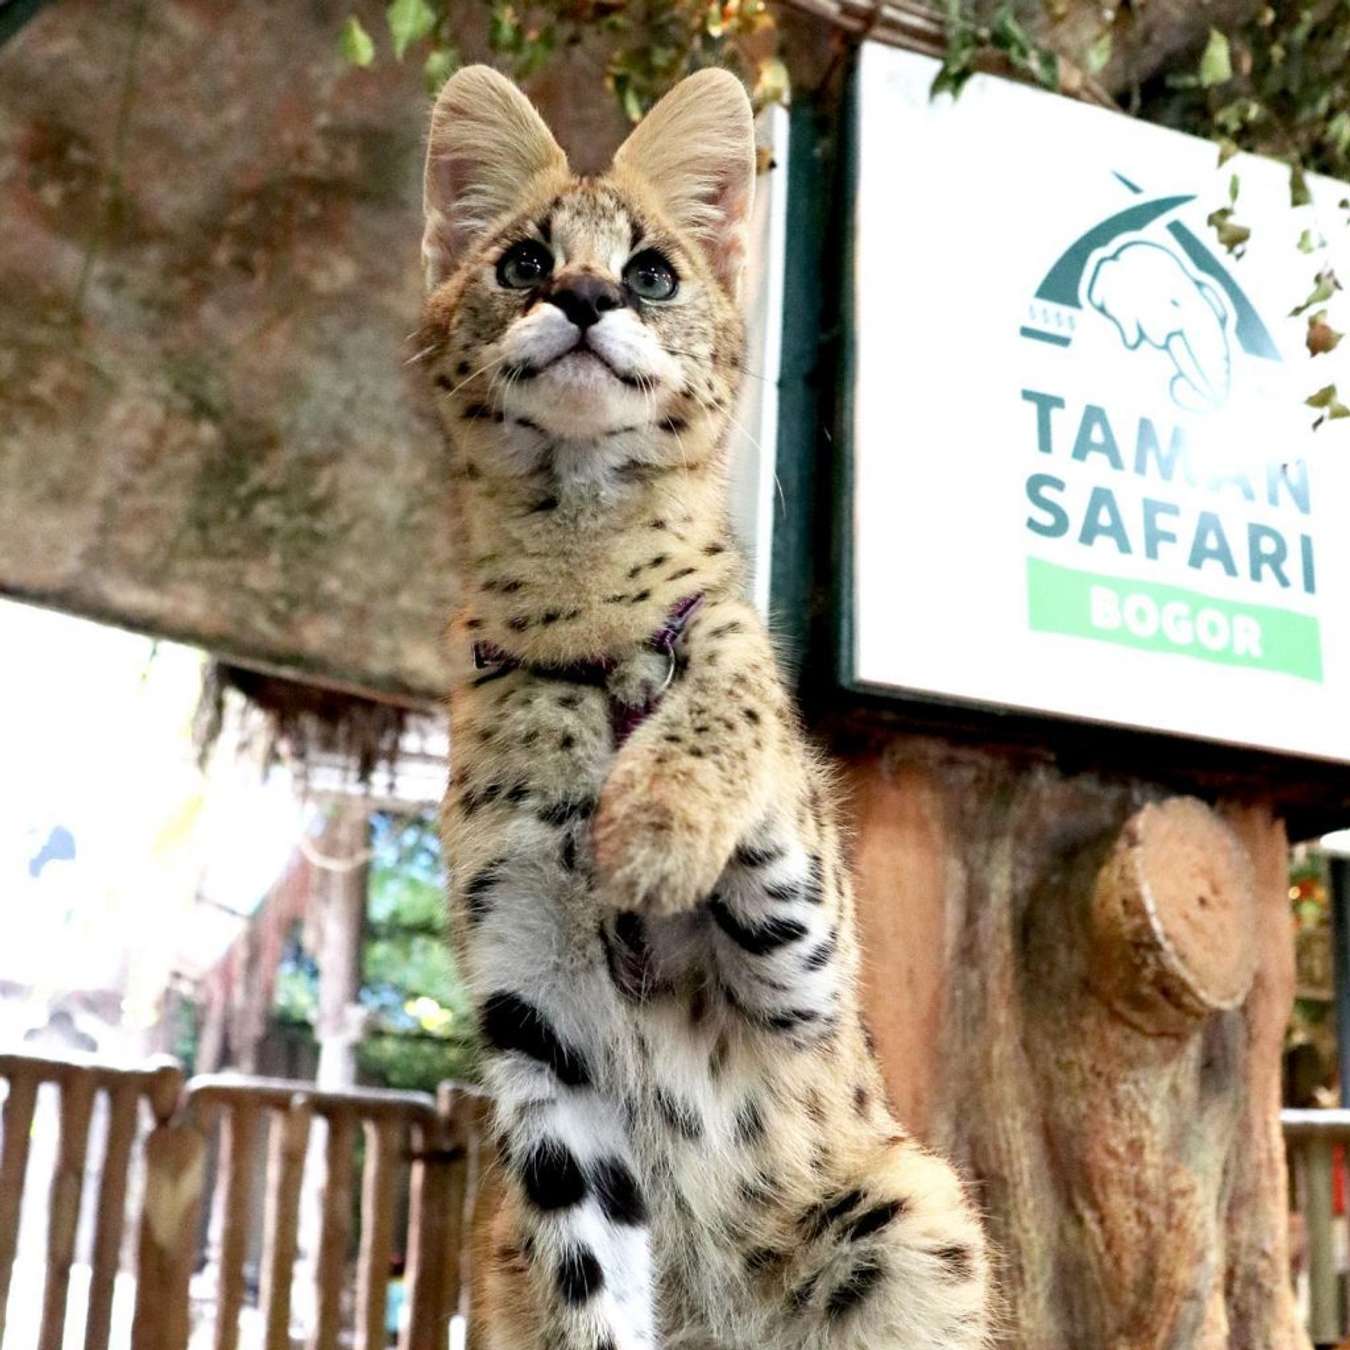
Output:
(471, 593), (704, 744)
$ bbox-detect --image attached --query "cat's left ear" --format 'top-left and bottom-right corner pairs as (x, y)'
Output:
(423, 65), (569, 290)
(612, 69), (756, 300)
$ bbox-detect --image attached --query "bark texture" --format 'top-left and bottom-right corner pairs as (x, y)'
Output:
(845, 736), (1306, 1350)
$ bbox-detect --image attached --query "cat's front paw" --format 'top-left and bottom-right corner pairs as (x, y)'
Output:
(592, 763), (733, 917)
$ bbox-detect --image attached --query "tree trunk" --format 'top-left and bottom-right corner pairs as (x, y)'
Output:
(845, 735), (1305, 1350)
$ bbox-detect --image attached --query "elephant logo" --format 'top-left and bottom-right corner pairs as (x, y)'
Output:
(1019, 174), (1281, 410)
(1087, 241), (1232, 413)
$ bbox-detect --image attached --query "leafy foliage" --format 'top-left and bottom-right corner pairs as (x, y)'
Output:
(342, 0), (781, 115)
(272, 811), (479, 1092)
(358, 811), (479, 1088)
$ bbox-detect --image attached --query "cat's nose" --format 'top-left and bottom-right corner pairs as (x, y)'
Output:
(547, 273), (628, 331)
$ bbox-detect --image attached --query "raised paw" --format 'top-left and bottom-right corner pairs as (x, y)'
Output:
(592, 760), (736, 916)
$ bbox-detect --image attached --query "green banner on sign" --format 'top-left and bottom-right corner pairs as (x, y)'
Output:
(1026, 557), (1323, 682)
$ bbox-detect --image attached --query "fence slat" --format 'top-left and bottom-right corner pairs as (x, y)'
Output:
(0, 1072), (39, 1345)
(213, 1100), (261, 1350)
(439, 1085), (487, 1322)
(356, 1119), (400, 1350)
(39, 1073), (96, 1350)
(1299, 1136), (1339, 1344)
(402, 1090), (467, 1350)
(260, 1097), (312, 1350)
(130, 1121), (206, 1350)
(312, 1110), (356, 1350)
(84, 1080), (141, 1350)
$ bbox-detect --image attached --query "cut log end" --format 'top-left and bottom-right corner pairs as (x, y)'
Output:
(1091, 796), (1257, 1035)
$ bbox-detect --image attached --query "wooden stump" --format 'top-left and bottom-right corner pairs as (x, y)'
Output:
(845, 737), (1306, 1350)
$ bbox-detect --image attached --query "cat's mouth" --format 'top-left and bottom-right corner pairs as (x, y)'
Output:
(509, 340), (652, 392)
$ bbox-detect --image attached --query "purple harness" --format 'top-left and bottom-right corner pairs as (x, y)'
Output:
(472, 593), (704, 745)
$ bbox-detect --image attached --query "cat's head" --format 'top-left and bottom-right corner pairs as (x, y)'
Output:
(420, 65), (755, 447)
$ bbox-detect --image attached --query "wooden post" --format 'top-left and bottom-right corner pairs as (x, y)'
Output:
(401, 1098), (455, 1350)
(213, 1100), (261, 1350)
(846, 741), (1308, 1348)
(260, 1096), (313, 1350)
(39, 1071), (96, 1350)
(355, 1119), (400, 1350)
(311, 1110), (356, 1350)
(131, 1065), (204, 1350)
(0, 1072), (38, 1345)
(84, 1079), (142, 1350)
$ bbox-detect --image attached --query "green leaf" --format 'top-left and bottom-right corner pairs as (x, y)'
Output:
(1298, 228), (1322, 254)
(339, 14), (375, 66)
(1290, 163), (1311, 208)
(1290, 269), (1341, 317)
(1228, 172), (1240, 206)
(1206, 206), (1250, 257)
(424, 45), (458, 92)
(1085, 30), (1112, 75)
(1216, 137), (1239, 167)
(1198, 29), (1232, 88)
(1306, 383), (1350, 428)
(387, 0), (436, 59)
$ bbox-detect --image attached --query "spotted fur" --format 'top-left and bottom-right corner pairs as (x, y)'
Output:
(421, 65), (990, 1350)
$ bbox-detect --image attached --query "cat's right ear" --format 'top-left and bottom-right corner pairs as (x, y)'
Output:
(422, 66), (568, 291)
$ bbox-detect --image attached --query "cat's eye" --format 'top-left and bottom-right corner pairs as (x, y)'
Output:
(497, 240), (553, 290)
(623, 249), (679, 302)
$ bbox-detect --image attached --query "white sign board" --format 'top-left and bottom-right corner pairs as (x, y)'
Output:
(851, 45), (1350, 764)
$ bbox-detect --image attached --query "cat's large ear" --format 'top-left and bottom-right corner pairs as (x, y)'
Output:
(422, 65), (569, 290)
(611, 69), (756, 299)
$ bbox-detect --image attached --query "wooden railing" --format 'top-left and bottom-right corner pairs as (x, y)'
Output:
(0, 1051), (489, 1350)
(1284, 1107), (1350, 1345)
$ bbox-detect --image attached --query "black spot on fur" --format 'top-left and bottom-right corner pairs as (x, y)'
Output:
(709, 899), (807, 956)
(935, 1245), (974, 1279)
(787, 1272), (818, 1311)
(658, 416), (688, 434)
(844, 1199), (904, 1241)
(655, 1088), (703, 1141)
(734, 1098), (766, 1145)
(518, 1139), (588, 1211)
(456, 361), (471, 376)
(825, 1258), (885, 1317)
(528, 495), (559, 514)
(463, 402), (495, 420)
(556, 1246), (603, 1305)
(464, 863), (501, 923)
(591, 1156), (647, 1225)
(537, 797), (596, 828)
(472, 666), (514, 688)
(710, 621), (744, 638)
(853, 1085), (869, 1115)
(666, 565), (696, 581)
(479, 992), (591, 1087)
(745, 1246), (786, 1273)
(804, 927), (839, 971)
(507, 616), (530, 632)
(735, 841), (784, 869)
(435, 374), (453, 391)
(800, 1188), (864, 1240)
(703, 541), (726, 556)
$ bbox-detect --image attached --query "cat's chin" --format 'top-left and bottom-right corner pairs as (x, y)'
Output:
(505, 354), (657, 440)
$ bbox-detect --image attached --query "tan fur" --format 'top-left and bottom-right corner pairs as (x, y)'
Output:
(421, 65), (991, 1350)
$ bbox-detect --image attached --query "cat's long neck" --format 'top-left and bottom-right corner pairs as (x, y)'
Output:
(447, 423), (742, 668)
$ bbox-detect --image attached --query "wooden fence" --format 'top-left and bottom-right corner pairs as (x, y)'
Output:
(0, 1051), (488, 1350)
